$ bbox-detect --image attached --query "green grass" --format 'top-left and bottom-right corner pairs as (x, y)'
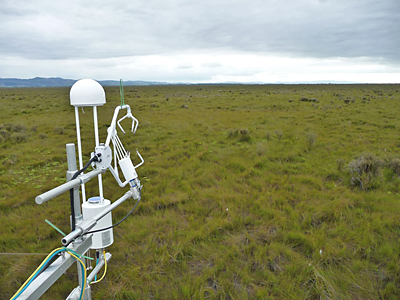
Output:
(1, 84), (400, 299)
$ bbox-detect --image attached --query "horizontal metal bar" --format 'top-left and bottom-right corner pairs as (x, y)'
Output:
(17, 235), (93, 300)
(93, 191), (132, 221)
(35, 178), (81, 204)
(35, 169), (104, 204)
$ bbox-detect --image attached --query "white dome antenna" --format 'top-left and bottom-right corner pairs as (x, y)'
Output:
(70, 79), (106, 107)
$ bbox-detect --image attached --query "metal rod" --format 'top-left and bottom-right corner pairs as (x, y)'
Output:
(93, 107), (104, 203)
(105, 105), (126, 147)
(35, 169), (104, 205)
(75, 106), (87, 202)
(66, 144), (82, 224)
(35, 178), (81, 205)
(87, 252), (112, 283)
(92, 190), (132, 221)
(66, 143), (77, 171)
(66, 143), (85, 291)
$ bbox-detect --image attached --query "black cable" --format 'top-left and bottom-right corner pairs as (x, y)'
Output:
(85, 197), (141, 235)
(36, 252), (61, 279)
(70, 155), (99, 231)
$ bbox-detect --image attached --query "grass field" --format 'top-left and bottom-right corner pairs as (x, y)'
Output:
(0, 84), (400, 299)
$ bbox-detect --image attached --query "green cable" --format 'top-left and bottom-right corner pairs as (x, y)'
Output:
(44, 220), (94, 261)
(120, 79), (125, 107)
(64, 247), (94, 261)
(45, 219), (66, 237)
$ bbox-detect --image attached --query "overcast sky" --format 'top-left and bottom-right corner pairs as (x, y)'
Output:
(0, 0), (399, 83)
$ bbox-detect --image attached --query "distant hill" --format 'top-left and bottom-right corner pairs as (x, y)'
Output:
(0, 77), (173, 88)
(0, 77), (363, 88)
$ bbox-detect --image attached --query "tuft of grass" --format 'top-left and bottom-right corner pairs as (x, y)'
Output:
(306, 132), (317, 147)
(274, 129), (283, 141)
(53, 126), (65, 135)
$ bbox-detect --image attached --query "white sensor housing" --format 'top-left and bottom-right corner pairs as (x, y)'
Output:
(70, 79), (106, 107)
(82, 197), (114, 249)
(119, 157), (138, 182)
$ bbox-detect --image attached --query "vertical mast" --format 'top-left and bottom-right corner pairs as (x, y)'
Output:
(93, 106), (104, 203)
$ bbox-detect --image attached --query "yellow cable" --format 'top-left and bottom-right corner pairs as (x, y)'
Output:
(90, 251), (107, 285)
(11, 247), (88, 300)
(67, 251), (87, 299)
(11, 247), (65, 299)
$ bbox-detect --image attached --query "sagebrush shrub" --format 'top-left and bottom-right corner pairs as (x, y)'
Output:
(275, 129), (283, 141)
(347, 153), (383, 190)
(387, 157), (400, 177)
(306, 132), (317, 146)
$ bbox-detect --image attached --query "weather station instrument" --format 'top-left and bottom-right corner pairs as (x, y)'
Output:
(11, 79), (144, 300)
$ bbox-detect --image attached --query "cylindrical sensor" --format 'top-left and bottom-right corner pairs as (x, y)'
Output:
(119, 157), (138, 182)
(82, 197), (114, 249)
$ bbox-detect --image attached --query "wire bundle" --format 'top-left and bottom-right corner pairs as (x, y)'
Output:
(11, 247), (87, 300)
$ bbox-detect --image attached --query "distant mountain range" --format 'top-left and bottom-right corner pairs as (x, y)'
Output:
(0, 77), (172, 88)
(0, 77), (363, 88)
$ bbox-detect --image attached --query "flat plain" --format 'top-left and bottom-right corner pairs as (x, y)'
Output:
(1, 84), (400, 299)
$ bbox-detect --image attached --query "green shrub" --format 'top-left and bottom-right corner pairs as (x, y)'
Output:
(4, 123), (27, 132)
(228, 128), (251, 143)
(337, 158), (345, 172)
(347, 153), (383, 190)
(265, 131), (271, 140)
(238, 129), (251, 143)
(387, 157), (400, 177)
(54, 127), (65, 135)
(11, 132), (29, 143)
(306, 132), (317, 146)
(0, 130), (11, 141)
(228, 129), (239, 139)
(275, 129), (283, 141)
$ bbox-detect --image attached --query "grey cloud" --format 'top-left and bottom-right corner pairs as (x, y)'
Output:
(0, 0), (399, 65)
(177, 64), (193, 69)
(202, 62), (223, 68)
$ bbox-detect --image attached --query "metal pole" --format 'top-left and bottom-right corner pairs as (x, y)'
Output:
(35, 179), (81, 204)
(66, 144), (83, 226)
(35, 169), (104, 205)
(75, 106), (86, 202)
(66, 143), (86, 298)
(93, 106), (104, 203)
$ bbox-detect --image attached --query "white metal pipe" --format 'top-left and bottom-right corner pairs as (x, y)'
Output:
(35, 169), (104, 205)
(116, 134), (128, 156)
(75, 107), (86, 202)
(66, 144), (83, 226)
(93, 107), (99, 147)
(93, 106), (104, 203)
(105, 105), (127, 147)
(114, 136), (125, 161)
(87, 252), (112, 284)
(112, 138), (118, 172)
(92, 190), (132, 222)
(35, 178), (81, 204)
